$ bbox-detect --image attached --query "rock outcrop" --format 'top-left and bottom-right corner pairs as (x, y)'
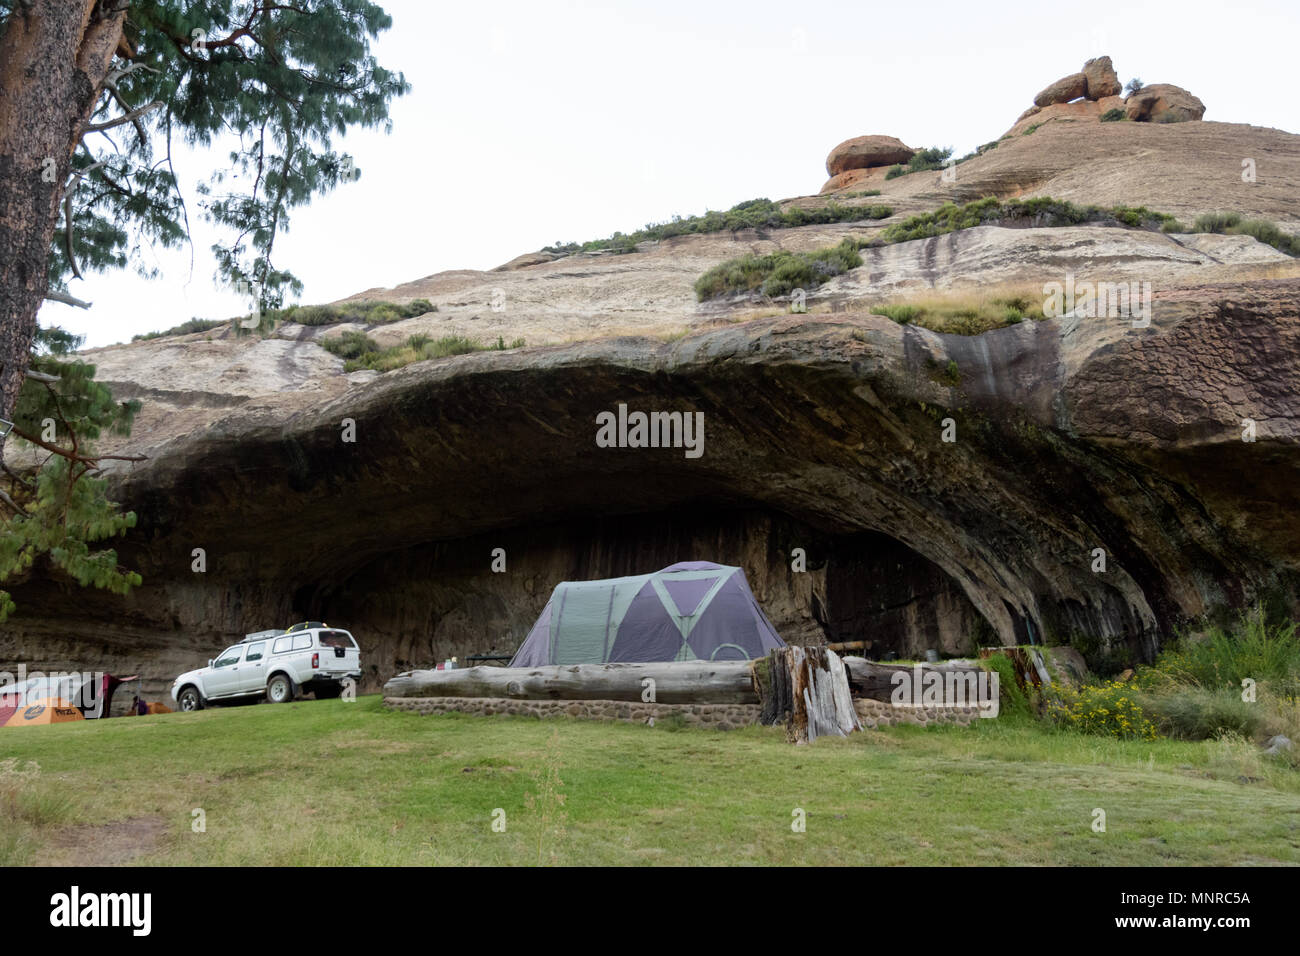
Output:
(819, 167), (884, 194)
(1021, 58), (1203, 132)
(826, 135), (914, 177)
(1006, 95), (1125, 137)
(1034, 56), (1123, 107)
(1124, 83), (1206, 123)
(1033, 71), (1088, 107)
(1082, 56), (1122, 99)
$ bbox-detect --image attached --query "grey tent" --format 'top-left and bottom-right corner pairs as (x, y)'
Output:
(509, 561), (786, 666)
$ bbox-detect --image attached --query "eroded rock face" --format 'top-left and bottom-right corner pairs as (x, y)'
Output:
(5, 281), (1297, 695)
(819, 167), (885, 194)
(826, 135), (914, 177)
(1125, 84), (1206, 122)
(1006, 95), (1125, 136)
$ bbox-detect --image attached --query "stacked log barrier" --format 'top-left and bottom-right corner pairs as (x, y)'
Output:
(382, 655), (992, 739)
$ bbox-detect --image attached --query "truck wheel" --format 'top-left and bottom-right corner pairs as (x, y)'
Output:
(266, 674), (295, 703)
(315, 683), (341, 700)
(178, 687), (203, 711)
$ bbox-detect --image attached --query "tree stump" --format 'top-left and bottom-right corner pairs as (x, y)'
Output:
(758, 646), (861, 742)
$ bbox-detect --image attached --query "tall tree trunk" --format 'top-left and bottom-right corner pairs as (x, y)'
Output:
(0, 0), (125, 436)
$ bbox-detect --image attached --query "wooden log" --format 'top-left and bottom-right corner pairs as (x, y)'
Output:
(826, 651), (859, 736)
(383, 660), (759, 704)
(826, 640), (870, 653)
(790, 648), (810, 741)
(842, 657), (986, 703)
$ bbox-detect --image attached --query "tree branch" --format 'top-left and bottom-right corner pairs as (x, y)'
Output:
(43, 291), (92, 309)
(64, 192), (84, 280)
(99, 62), (161, 147)
(106, 61), (160, 85)
(24, 369), (60, 383)
(8, 426), (147, 465)
(102, 76), (149, 145)
(0, 486), (29, 518)
(83, 100), (163, 133)
(2, 462), (35, 489)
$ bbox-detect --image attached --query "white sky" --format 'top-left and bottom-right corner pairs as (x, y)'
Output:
(42, 0), (1300, 347)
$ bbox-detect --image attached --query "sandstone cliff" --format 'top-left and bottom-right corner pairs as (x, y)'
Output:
(4, 75), (1299, 696)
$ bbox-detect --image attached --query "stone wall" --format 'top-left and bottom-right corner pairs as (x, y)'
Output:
(383, 695), (761, 730)
(853, 697), (981, 728)
(383, 695), (983, 730)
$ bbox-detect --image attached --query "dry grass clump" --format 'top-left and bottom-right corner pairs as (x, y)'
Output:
(867, 283), (1048, 334)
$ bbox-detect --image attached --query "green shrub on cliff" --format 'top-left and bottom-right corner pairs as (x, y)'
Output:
(693, 239), (864, 300)
(545, 198), (892, 256)
(321, 330), (380, 360)
(333, 334), (526, 373)
(1193, 212), (1300, 257)
(884, 146), (953, 180)
(871, 304), (921, 324)
(284, 298), (436, 327)
(130, 299), (438, 342)
(1193, 211), (1242, 233)
(132, 317), (230, 341)
(694, 197), (1181, 303)
(878, 196), (1175, 244)
(1233, 220), (1300, 256)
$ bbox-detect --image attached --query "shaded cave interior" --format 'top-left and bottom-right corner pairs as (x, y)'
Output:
(289, 506), (994, 680)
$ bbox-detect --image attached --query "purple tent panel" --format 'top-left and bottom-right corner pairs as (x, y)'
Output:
(510, 561), (786, 666)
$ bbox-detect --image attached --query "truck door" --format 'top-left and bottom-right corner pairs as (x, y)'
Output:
(236, 641), (268, 693)
(206, 645), (246, 697)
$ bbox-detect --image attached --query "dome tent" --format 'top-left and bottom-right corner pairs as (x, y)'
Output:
(509, 561), (786, 666)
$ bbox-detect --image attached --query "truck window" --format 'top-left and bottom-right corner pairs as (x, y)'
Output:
(214, 646), (244, 668)
(318, 630), (356, 649)
(292, 633), (313, 651)
(272, 636), (293, 654)
(245, 642), (265, 661)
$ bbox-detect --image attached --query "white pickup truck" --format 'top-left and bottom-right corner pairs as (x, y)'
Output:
(171, 624), (362, 711)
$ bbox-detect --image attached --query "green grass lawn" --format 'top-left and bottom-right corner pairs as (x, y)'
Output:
(3, 695), (1298, 866)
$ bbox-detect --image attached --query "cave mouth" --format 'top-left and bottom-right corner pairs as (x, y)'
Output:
(292, 507), (994, 676)
(821, 531), (989, 659)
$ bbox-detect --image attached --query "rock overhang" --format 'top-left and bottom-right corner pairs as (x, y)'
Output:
(87, 283), (1299, 664)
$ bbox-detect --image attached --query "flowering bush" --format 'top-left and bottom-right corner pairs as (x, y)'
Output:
(1044, 680), (1158, 740)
